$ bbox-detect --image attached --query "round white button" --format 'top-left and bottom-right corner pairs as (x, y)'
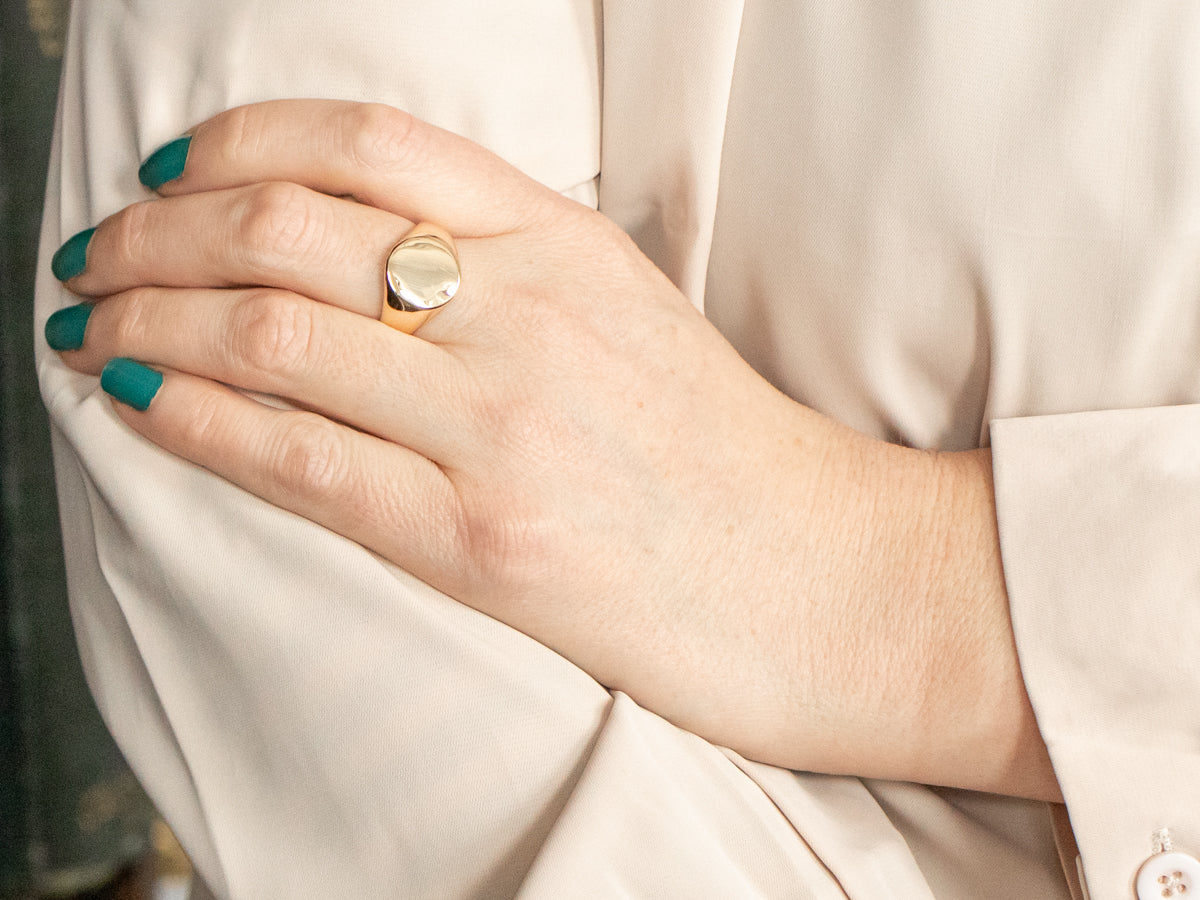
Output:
(1136, 851), (1200, 898)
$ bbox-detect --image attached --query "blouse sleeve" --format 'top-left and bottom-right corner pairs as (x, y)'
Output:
(992, 405), (1200, 900)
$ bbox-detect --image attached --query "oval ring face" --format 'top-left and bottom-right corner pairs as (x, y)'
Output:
(385, 234), (461, 312)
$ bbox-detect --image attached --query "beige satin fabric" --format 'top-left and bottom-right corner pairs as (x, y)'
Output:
(702, 4), (1200, 898)
(37, 1), (1200, 897)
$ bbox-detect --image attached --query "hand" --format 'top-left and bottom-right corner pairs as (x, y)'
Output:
(49, 100), (1059, 800)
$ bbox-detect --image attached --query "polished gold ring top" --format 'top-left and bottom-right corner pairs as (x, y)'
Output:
(381, 222), (460, 333)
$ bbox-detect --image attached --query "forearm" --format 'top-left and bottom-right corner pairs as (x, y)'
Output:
(700, 410), (1059, 801)
(48, 96), (1059, 806)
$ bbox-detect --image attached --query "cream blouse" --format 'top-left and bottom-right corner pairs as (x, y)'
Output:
(37, 1), (1200, 898)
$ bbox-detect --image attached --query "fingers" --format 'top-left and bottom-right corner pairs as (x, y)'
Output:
(103, 364), (462, 576)
(51, 100), (555, 342)
(59, 183), (410, 318)
(50, 287), (472, 463)
(149, 100), (553, 235)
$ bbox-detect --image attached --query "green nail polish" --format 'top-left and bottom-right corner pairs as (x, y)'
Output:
(138, 136), (191, 189)
(51, 228), (95, 281)
(45, 304), (93, 351)
(101, 358), (163, 411)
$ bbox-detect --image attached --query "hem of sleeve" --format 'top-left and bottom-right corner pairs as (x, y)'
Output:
(991, 405), (1200, 900)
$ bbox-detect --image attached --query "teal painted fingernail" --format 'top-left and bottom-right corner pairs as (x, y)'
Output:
(138, 136), (191, 189)
(101, 358), (163, 411)
(44, 304), (93, 351)
(51, 227), (95, 281)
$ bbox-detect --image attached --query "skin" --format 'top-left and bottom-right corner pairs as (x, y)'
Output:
(54, 99), (1061, 801)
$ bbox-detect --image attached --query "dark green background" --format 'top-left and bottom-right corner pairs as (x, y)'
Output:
(1, 0), (155, 894)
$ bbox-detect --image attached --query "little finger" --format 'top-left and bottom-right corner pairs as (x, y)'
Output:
(100, 360), (463, 575)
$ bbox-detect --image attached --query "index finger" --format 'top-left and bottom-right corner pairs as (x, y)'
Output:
(143, 100), (555, 236)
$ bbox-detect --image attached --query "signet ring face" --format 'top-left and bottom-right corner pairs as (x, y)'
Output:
(382, 223), (461, 334)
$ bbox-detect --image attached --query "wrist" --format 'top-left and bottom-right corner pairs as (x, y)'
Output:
(783, 435), (1060, 799)
(902, 448), (1060, 799)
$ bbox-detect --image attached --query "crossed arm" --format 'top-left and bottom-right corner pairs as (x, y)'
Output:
(46, 99), (1060, 801)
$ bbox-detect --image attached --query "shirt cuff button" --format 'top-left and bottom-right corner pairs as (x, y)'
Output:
(1136, 850), (1200, 899)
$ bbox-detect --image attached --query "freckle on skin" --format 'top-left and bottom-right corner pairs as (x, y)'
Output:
(725, 525), (735, 536)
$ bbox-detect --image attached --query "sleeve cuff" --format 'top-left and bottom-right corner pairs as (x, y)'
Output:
(992, 405), (1200, 900)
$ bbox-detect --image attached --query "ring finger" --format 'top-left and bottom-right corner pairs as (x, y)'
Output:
(56, 181), (415, 320)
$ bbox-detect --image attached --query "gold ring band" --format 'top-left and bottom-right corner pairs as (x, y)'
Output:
(381, 222), (461, 334)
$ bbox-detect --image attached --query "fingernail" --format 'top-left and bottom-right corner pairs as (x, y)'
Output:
(138, 136), (191, 189)
(51, 227), (96, 281)
(44, 303), (93, 351)
(101, 358), (163, 411)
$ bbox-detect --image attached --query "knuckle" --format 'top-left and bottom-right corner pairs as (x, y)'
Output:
(461, 508), (560, 600)
(345, 103), (422, 174)
(237, 181), (318, 270)
(110, 286), (157, 348)
(229, 289), (316, 376)
(452, 423), (569, 595)
(218, 104), (258, 166)
(483, 392), (574, 461)
(269, 414), (348, 499)
(109, 200), (155, 267)
(178, 388), (226, 451)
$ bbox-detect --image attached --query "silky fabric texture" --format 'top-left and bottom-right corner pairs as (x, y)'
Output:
(33, 1), (1200, 899)
(705, 3), (1200, 898)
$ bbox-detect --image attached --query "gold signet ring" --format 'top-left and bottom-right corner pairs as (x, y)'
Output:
(381, 222), (461, 334)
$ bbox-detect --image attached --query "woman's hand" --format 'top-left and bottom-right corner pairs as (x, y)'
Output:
(48, 100), (1058, 800)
